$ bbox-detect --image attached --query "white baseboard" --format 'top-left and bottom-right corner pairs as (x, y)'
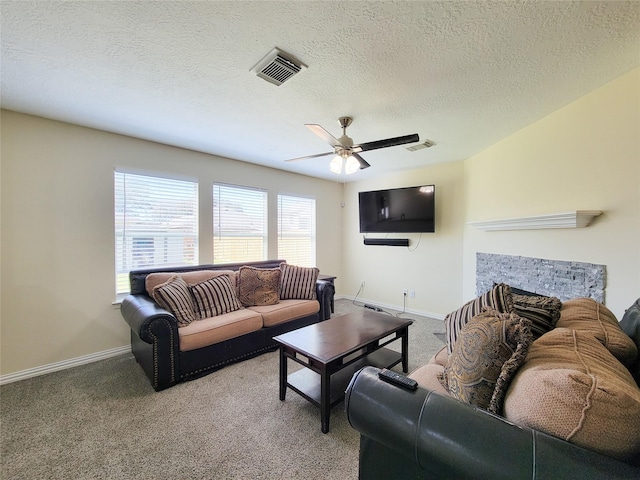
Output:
(335, 294), (445, 321)
(0, 345), (131, 386)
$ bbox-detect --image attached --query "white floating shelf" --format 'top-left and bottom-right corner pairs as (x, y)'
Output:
(468, 210), (602, 231)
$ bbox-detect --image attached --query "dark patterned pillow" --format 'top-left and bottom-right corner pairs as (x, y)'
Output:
(441, 309), (533, 414)
(151, 275), (196, 327)
(189, 275), (242, 319)
(237, 266), (281, 306)
(280, 263), (319, 300)
(513, 294), (562, 339)
(444, 283), (514, 354)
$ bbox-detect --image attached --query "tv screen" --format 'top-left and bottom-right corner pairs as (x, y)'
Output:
(359, 185), (435, 233)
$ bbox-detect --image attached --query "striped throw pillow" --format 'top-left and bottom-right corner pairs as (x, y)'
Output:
(513, 294), (562, 339)
(151, 275), (197, 327)
(189, 275), (242, 319)
(445, 283), (514, 354)
(280, 263), (319, 300)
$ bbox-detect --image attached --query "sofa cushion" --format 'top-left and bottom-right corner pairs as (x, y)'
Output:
(189, 275), (242, 319)
(247, 299), (319, 327)
(280, 263), (319, 300)
(178, 308), (263, 352)
(556, 298), (638, 367)
(145, 270), (237, 296)
(512, 293), (562, 339)
(444, 283), (514, 354)
(237, 266), (281, 306)
(150, 275), (197, 327)
(504, 327), (640, 460)
(409, 364), (450, 396)
(441, 309), (533, 414)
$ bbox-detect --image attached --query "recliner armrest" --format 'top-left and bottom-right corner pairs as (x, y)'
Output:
(345, 366), (640, 480)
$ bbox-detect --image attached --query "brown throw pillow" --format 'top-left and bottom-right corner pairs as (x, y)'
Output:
(280, 263), (319, 300)
(504, 328), (640, 460)
(444, 283), (514, 354)
(513, 294), (562, 339)
(237, 266), (281, 306)
(189, 275), (242, 319)
(556, 298), (638, 367)
(441, 309), (533, 414)
(151, 275), (196, 327)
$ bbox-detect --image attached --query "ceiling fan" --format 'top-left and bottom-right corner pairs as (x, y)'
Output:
(285, 117), (419, 175)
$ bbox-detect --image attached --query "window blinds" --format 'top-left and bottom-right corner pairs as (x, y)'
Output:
(114, 171), (198, 295)
(213, 183), (267, 264)
(278, 194), (316, 267)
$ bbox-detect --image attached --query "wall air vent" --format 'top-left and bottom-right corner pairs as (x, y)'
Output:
(406, 140), (435, 152)
(251, 47), (307, 86)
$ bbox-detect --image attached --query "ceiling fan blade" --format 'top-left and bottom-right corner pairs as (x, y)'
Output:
(284, 151), (333, 162)
(305, 124), (343, 147)
(353, 133), (419, 153)
(353, 153), (370, 169)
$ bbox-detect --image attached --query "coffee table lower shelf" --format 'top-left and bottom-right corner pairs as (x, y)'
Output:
(286, 347), (401, 409)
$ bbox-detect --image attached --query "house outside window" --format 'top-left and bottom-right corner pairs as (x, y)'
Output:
(114, 170), (198, 295)
(213, 183), (267, 264)
(278, 194), (316, 267)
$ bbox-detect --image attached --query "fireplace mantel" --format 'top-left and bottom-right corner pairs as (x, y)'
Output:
(468, 210), (602, 231)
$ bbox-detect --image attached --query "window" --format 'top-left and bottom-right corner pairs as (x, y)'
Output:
(278, 194), (316, 266)
(213, 183), (267, 263)
(115, 171), (198, 295)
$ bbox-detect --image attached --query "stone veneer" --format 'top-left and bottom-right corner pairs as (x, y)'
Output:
(476, 253), (606, 302)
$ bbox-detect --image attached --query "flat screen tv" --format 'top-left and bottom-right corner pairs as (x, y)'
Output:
(359, 185), (435, 233)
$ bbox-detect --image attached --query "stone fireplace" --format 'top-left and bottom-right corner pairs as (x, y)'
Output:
(476, 252), (606, 302)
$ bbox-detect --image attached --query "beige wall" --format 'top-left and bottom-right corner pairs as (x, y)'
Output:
(2, 67), (638, 377)
(463, 68), (640, 318)
(341, 161), (466, 318)
(0, 111), (343, 375)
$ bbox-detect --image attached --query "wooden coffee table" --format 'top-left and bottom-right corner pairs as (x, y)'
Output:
(273, 310), (412, 433)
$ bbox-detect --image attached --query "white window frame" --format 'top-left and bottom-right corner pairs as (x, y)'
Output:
(114, 169), (199, 296)
(213, 183), (268, 264)
(277, 193), (316, 267)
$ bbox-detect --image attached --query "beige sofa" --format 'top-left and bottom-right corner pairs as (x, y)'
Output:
(121, 260), (332, 391)
(344, 290), (640, 479)
(409, 288), (640, 463)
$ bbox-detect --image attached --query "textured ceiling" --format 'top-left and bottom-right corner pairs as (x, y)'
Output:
(2, 1), (639, 182)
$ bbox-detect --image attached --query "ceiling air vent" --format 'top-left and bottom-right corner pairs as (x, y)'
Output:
(406, 140), (435, 152)
(251, 48), (307, 86)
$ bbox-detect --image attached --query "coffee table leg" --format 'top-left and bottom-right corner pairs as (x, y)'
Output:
(401, 327), (409, 373)
(321, 368), (330, 433)
(279, 346), (287, 401)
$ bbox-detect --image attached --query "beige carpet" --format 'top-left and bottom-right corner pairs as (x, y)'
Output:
(1, 299), (445, 480)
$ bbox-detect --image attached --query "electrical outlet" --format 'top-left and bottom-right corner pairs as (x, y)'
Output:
(361, 280), (365, 288)
(410, 290), (416, 298)
(403, 289), (408, 296)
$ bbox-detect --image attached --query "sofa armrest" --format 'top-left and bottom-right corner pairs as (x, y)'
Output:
(345, 366), (640, 480)
(316, 280), (335, 321)
(120, 294), (181, 391)
(120, 294), (179, 344)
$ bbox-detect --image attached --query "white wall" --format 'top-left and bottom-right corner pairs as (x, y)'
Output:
(341, 160), (466, 318)
(0, 112), (343, 375)
(462, 68), (640, 318)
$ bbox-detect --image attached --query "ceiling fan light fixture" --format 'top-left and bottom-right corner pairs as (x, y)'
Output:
(344, 155), (359, 174)
(329, 155), (343, 174)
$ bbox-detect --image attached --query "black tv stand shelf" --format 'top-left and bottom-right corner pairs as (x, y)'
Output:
(363, 238), (409, 247)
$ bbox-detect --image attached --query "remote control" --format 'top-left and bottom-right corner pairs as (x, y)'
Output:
(378, 369), (418, 391)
